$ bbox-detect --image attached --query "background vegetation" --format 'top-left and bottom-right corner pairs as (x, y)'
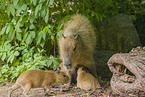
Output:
(0, 0), (145, 83)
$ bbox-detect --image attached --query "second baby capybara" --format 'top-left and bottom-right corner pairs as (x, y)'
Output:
(77, 67), (101, 90)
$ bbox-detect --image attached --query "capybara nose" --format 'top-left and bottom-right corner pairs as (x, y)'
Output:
(64, 63), (72, 69)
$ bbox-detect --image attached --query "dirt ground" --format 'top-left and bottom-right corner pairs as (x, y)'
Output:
(0, 82), (144, 97)
(0, 81), (115, 97)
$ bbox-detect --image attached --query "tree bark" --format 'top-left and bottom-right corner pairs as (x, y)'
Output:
(107, 46), (145, 96)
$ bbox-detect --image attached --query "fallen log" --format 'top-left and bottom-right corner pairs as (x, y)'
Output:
(107, 46), (145, 96)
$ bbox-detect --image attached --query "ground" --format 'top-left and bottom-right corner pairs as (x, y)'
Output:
(0, 81), (115, 97)
(0, 81), (144, 97)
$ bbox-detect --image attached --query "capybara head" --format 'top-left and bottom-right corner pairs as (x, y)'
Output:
(56, 70), (70, 84)
(77, 67), (84, 74)
(77, 66), (89, 74)
(61, 33), (82, 69)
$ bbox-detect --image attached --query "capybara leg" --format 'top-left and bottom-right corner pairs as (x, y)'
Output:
(66, 70), (72, 87)
(44, 85), (50, 96)
(23, 83), (31, 96)
(43, 88), (46, 94)
(8, 84), (21, 97)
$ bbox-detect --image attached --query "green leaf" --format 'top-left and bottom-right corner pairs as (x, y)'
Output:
(4, 40), (10, 45)
(39, 3), (42, 10)
(19, 15), (22, 22)
(30, 14), (35, 23)
(5, 44), (11, 51)
(9, 55), (14, 64)
(7, 3), (11, 16)
(10, 4), (15, 16)
(16, 46), (26, 50)
(6, 24), (11, 34)
(42, 26), (48, 34)
(8, 50), (14, 56)
(0, 26), (7, 35)
(16, 28), (22, 32)
(58, 23), (64, 29)
(0, 47), (5, 52)
(36, 32), (42, 45)
(35, 5), (39, 16)
(16, 32), (21, 41)
(53, 59), (60, 67)
(30, 24), (35, 29)
(45, 10), (49, 23)
(49, 0), (54, 6)
(30, 31), (35, 38)
(51, 35), (54, 40)
(15, 22), (20, 31)
(14, 0), (19, 6)
(57, 30), (62, 37)
(35, 4), (42, 16)
(21, 4), (27, 10)
(40, 40), (45, 47)
(10, 30), (15, 41)
(26, 35), (31, 45)
(2, 53), (6, 61)
(7, 55), (11, 63)
(24, 27), (28, 33)
(11, 19), (16, 24)
(23, 32), (28, 41)
(16, 6), (22, 14)
(40, 9), (46, 18)
(42, 31), (46, 40)
(33, 0), (37, 6)
(39, 0), (44, 3)
(8, 26), (14, 40)
(0, 2), (6, 9)
(0, 53), (3, 58)
(46, 59), (52, 67)
(14, 51), (19, 56)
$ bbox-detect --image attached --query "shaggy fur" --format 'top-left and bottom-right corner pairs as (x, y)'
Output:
(77, 67), (100, 90)
(8, 70), (69, 97)
(58, 14), (97, 84)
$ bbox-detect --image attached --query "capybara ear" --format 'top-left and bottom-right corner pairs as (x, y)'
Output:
(62, 34), (66, 38)
(74, 34), (79, 39)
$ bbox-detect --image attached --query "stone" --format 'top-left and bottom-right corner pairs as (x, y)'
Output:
(94, 14), (142, 80)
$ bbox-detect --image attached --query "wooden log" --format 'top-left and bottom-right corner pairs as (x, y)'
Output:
(107, 46), (145, 96)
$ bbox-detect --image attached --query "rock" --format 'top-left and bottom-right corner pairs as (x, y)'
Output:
(94, 14), (142, 80)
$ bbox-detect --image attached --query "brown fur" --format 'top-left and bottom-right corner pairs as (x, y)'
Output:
(58, 14), (97, 84)
(77, 67), (101, 90)
(8, 70), (69, 97)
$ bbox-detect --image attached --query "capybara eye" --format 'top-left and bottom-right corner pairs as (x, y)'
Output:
(63, 75), (66, 77)
(73, 45), (76, 51)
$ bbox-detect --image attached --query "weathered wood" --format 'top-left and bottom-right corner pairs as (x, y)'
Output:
(107, 46), (145, 96)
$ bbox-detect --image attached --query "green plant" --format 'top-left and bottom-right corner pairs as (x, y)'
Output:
(0, 0), (145, 82)
(0, 40), (19, 64)
(0, 46), (61, 82)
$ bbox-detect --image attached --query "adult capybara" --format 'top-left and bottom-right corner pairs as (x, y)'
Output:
(58, 14), (97, 85)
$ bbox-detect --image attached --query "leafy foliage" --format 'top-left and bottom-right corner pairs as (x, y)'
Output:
(0, 0), (145, 82)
